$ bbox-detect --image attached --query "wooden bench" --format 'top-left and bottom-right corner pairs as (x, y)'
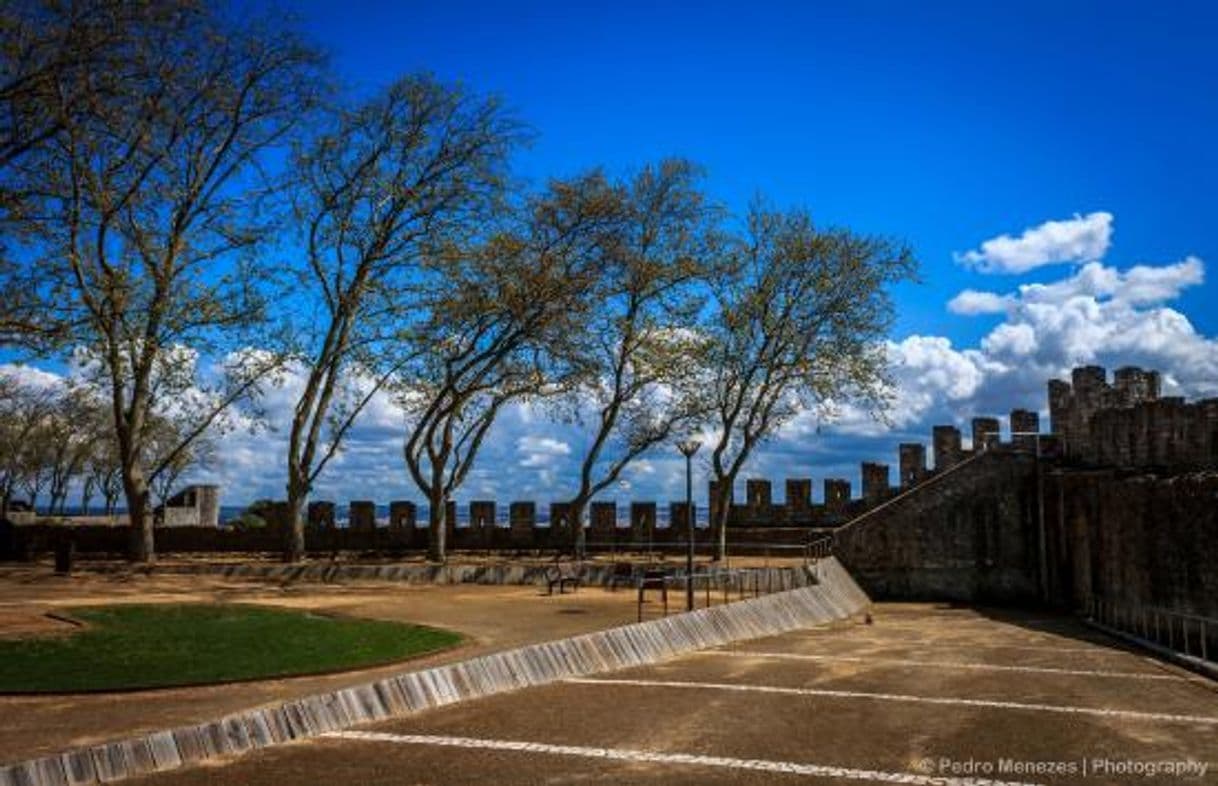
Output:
(545, 561), (582, 595)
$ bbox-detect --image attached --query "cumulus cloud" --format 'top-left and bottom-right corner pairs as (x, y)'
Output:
(9, 211), (1216, 508)
(887, 253), (1217, 441)
(954, 211), (1113, 274)
(947, 289), (1011, 315)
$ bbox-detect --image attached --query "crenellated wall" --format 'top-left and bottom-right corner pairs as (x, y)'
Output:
(1049, 364), (1218, 467)
(832, 366), (1216, 613)
(8, 365), (1215, 622)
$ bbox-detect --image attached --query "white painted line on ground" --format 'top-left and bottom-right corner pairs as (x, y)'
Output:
(566, 678), (1218, 726)
(702, 651), (1185, 680)
(323, 730), (1045, 786)
(782, 635), (1124, 654)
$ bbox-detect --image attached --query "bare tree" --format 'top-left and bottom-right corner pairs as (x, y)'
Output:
(705, 204), (915, 560)
(0, 374), (55, 515)
(0, 1), (185, 343)
(558, 160), (719, 553)
(0, 1), (175, 169)
(280, 76), (518, 561)
(43, 387), (94, 514)
(400, 178), (608, 562)
(86, 441), (123, 517)
(1, 4), (322, 560)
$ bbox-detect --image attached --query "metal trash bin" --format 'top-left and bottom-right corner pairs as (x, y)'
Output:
(54, 536), (75, 575)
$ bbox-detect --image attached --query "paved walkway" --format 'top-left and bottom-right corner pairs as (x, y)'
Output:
(138, 604), (1218, 785)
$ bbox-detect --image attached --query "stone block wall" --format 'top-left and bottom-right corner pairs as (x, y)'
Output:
(388, 501), (415, 531)
(308, 501), (335, 530)
(630, 502), (656, 542)
(509, 502), (535, 545)
(971, 417), (1000, 452)
(899, 443), (927, 488)
(590, 502), (616, 540)
(933, 425), (964, 470)
(861, 462), (890, 503)
(834, 451), (1040, 602)
(1047, 364), (1217, 468)
(1010, 409), (1040, 449)
(1044, 470), (1218, 618)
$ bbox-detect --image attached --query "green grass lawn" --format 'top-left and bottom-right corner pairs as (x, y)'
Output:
(0, 604), (461, 693)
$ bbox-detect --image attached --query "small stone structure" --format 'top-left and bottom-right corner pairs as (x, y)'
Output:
(933, 425), (964, 469)
(157, 485), (220, 528)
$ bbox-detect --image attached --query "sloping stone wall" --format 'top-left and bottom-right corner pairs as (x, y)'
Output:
(834, 452), (1041, 602)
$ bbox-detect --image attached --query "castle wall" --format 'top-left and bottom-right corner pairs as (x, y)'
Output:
(834, 451), (1041, 602)
(1045, 470), (1218, 618)
(1047, 364), (1215, 468)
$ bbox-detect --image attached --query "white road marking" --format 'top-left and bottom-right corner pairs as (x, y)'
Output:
(566, 678), (1218, 726)
(782, 635), (1126, 654)
(323, 730), (1045, 786)
(703, 651), (1184, 680)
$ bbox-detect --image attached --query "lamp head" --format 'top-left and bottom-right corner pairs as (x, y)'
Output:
(676, 439), (702, 458)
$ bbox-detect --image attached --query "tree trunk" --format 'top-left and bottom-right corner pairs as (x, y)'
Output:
(711, 481), (732, 562)
(124, 477), (154, 563)
(427, 489), (447, 563)
(569, 497), (588, 557)
(284, 480), (307, 563)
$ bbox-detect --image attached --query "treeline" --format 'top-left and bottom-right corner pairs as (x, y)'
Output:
(0, 0), (915, 563)
(0, 375), (212, 518)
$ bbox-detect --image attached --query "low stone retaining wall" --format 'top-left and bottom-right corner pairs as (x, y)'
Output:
(84, 559), (817, 590)
(0, 557), (869, 786)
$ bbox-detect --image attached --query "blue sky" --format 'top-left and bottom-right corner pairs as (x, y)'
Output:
(292, 0), (1218, 344)
(7, 0), (1218, 508)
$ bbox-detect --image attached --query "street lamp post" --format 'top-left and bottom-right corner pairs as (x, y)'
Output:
(676, 439), (702, 612)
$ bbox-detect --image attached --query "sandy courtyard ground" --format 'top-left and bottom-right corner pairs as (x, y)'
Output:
(134, 605), (1218, 786)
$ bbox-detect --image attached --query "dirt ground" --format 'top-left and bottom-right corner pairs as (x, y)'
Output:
(136, 604), (1218, 786)
(0, 565), (642, 762)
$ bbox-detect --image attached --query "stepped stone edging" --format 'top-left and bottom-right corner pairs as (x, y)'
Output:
(0, 557), (869, 786)
(81, 560), (816, 590)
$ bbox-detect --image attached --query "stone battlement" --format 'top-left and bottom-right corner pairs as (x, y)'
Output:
(1049, 365), (1218, 467)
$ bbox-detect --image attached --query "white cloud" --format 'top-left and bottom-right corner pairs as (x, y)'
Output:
(9, 212), (1216, 510)
(947, 289), (1011, 315)
(516, 435), (571, 468)
(0, 363), (64, 390)
(955, 211), (1113, 274)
